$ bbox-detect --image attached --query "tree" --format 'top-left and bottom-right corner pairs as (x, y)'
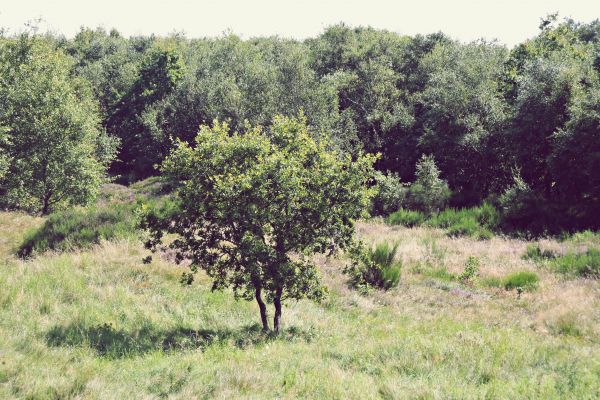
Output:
(408, 154), (450, 214)
(0, 35), (117, 214)
(142, 115), (376, 332)
(417, 40), (510, 202)
(107, 41), (185, 182)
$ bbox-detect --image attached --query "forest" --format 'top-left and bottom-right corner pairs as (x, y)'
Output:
(1, 14), (600, 399)
(1, 15), (599, 233)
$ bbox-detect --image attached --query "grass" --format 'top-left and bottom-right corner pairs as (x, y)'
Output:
(523, 244), (557, 262)
(549, 249), (600, 278)
(387, 203), (498, 240)
(386, 208), (425, 227)
(17, 204), (139, 258)
(1, 214), (600, 398)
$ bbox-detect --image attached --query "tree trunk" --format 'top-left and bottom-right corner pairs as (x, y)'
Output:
(41, 191), (52, 215)
(255, 286), (269, 332)
(273, 287), (283, 334)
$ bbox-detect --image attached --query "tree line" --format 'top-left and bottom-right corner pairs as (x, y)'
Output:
(1, 15), (599, 232)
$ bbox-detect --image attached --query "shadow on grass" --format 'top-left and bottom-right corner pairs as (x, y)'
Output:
(46, 322), (315, 358)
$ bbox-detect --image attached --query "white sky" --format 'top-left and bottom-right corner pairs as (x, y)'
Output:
(1, 0), (599, 47)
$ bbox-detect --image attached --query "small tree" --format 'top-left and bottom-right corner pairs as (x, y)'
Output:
(0, 35), (117, 214)
(408, 154), (450, 214)
(142, 116), (375, 332)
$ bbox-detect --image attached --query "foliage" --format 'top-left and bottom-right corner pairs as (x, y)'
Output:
(503, 271), (539, 291)
(0, 34), (117, 214)
(386, 208), (425, 227)
(2, 17), (600, 233)
(418, 41), (510, 199)
(344, 240), (402, 291)
(370, 171), (408, 216)
(107, 41), (185, 182)
(446, 219), (493, 240)
(141, 115), (376, 331)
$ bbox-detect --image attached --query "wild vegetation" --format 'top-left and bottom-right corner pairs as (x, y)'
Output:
(1, 192), (599, 398)
(1, 13), (600, 399)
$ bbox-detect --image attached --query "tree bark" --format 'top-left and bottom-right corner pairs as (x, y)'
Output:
(41, 190), (52, 215)
(255, 286), (269, 332)
(273, 287), (283, 334)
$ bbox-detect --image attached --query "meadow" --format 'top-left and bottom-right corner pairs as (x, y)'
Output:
(0, 185), (598, 399)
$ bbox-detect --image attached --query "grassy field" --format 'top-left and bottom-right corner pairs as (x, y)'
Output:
(1, 196), (599, 398)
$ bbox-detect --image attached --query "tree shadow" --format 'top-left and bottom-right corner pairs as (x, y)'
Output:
(46, 321), (315, 358)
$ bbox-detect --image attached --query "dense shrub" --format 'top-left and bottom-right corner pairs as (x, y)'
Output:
(18, 204), (139, 257)
(503, 271), (539, 291)
(387, 208), (425, 227)
(370, 171), (408, 216)
(498, 173), (564, 235)
(549, 249), (600, 278)
(345, 241), (402, 291)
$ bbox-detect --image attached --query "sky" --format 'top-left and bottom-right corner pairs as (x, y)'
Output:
(1, 0), (600, 47)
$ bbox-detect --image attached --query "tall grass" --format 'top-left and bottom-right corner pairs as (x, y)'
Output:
(503, 271), (539, 291)
(386, 208), (425, 227)
(17, 204), (139, 258)
(387, 203), (498, 240)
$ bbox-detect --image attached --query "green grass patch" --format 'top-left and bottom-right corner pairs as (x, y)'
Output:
(386, 203), (498, 239)
(479, 276), (503, 288)
(503, 271), (539, 291)
(428, 203), (498, 240)
(549, 249), (600, 278)
(2, 214), (600, 399)
(17, 204), (139, 258)
(386, 208), (425, 227)
(522, 244), (557, 262)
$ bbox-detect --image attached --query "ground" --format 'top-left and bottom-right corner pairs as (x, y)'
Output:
(0, 202), (599, 399)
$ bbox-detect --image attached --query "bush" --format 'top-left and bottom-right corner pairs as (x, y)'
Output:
(458, 256), (480, 283)
(387, 208), (425, 227)
(370, 171), (408, 216)
(18, 204), (139, 258)
(503, 271), (539, 291)
(549, 249), (600, 278)
(474, 202), (500, 229)
(522, 244), (556, 262)
(345, 241), (402, 291)
(498, 172), (563, 235)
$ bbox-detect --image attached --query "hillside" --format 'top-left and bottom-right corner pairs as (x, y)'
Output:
(1, 186), (599, 399)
